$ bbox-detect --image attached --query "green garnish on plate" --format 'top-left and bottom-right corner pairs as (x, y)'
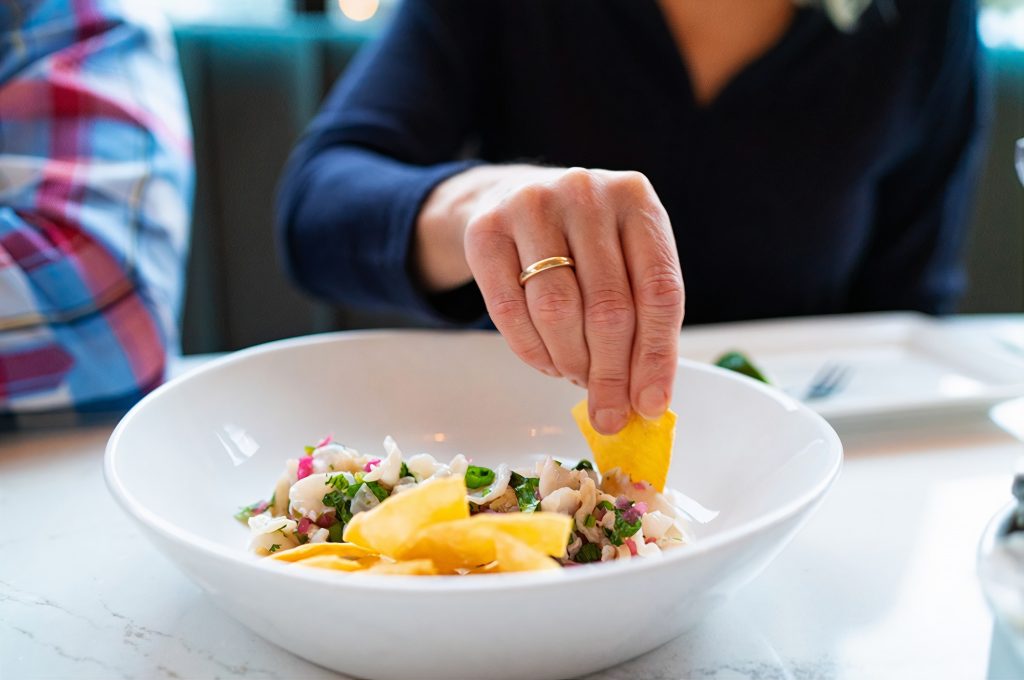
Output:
(714, 351), (770, 384)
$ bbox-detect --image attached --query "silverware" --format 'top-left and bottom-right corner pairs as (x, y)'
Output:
(804, 362), (851, 401)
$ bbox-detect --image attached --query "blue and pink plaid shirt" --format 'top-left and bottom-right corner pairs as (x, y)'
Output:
(0, 0), (193, 428)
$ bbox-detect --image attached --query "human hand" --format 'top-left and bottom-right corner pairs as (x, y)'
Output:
(462, 167), (684, 434)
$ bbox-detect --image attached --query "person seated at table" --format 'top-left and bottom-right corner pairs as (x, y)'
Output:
(276, 0), (986, 435)
(0, 0), (193, 427)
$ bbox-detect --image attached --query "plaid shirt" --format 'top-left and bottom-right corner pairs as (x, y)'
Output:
(0, 0), (192, 428)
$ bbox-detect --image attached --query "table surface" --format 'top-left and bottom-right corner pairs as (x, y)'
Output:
(4, 315), (1024, 680)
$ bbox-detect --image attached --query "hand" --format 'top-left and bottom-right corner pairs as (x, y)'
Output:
(416, 166), (684, 434)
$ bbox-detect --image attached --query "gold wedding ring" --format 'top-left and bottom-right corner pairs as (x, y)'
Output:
(518, 256), (576, 287)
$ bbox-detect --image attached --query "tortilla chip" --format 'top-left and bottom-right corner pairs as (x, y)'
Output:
(398, 512), (572, 571)
(268, 541), (375, 562)
(343, 475), (470, 556)
(293, 555), (377, 572)
(363, 559), (438, 576)
(399, 512), (571, 561)
(492, 533), (560, 572)
(572, 399), (676, 491)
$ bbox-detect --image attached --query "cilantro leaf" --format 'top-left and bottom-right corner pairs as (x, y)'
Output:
(574, 542), (602, 563)
(509, 472), (541, 513)
(365, 481), (389, 503)
(400, 462), (411, 479)
(268, 544), (281, 553)
(604, 505), (642, 546)
(574, 459), (594, 471)
(327, 521), (344, 542)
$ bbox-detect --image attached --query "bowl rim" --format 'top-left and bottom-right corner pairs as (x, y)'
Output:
(105, 329), (844, 593)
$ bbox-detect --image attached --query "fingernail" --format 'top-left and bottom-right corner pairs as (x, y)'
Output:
(594, 408), (628, 435)
(638, 386), (667, 419)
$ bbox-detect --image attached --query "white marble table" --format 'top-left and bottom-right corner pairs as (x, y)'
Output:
(3, 318), (1024, 680)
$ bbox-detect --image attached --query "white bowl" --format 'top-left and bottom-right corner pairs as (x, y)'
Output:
(105, 331), (842, 680)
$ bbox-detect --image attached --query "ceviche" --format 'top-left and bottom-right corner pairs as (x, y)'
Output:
(236, 402), (689, 574)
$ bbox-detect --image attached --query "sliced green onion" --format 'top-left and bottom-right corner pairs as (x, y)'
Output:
(465, 465), (496, 489)
(574, 459), (594, 471)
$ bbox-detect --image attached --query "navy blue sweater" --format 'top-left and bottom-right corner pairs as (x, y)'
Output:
(277, 0), (986, 326)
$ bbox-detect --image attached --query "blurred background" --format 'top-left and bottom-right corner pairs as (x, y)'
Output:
(158, 0), (1024, 355)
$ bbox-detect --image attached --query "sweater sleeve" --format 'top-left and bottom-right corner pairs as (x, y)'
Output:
(846, 0), (988, 314)
(276, 0), (491, 325)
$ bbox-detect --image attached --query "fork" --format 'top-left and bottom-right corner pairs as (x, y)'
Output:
(804, 362), (851, 401)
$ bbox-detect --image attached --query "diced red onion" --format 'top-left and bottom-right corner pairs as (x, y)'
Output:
(625, 538), (638, 556)
(614, 496), (632, 511)
(297, 456), (314, 480)
(255, 500), (269, 514)
(315, 513), (335, 528)
(645, 537), (657, 544)
(363, 458), (381, 472)
(315, 434), (334, 448)
(297, 517), (312, 533)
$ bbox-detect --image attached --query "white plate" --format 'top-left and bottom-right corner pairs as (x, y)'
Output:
(105, 330), (841, 680)
(679, 312), (1024, 424)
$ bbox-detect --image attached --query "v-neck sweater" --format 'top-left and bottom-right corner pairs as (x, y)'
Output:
(276, 0), (986, 326)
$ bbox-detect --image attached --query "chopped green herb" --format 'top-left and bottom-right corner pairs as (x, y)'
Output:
(327, 521), (344, 542)
(509, 472), (541, 513)
(400, 462), (411, 479)
(604, 506), (642, 546)
(365, 481), (389, 503)
(574, 459), (594, 471)
(574, 542), (602, 563)
(304, 445), (315, 455)
(597, 500), (615, 512)
(553, 459), (562, 466)
(465, 465), (496, 489)
(268, 544), (281, 554)
(297, 533), (309, 545)
(323, 474), (355, 526)
(584, 514), (596, 528)
(233, 500), (267, 523)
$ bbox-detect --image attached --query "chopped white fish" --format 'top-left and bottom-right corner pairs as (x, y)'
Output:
(288, 473), (335, 520)
(248, 514), (299, 555)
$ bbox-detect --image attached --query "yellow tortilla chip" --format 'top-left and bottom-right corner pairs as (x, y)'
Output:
(398, 512), (571, 562)
(398, 522), (496, 571)
(268, 542), (375, 562)
(294, 555), (377, 572)
(363, 559), (438, 576)
(572, 399), (676, 492)
(398, 512), (572, 571)
(492, 533), (560, 572)
(343, 475), (470, 556)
